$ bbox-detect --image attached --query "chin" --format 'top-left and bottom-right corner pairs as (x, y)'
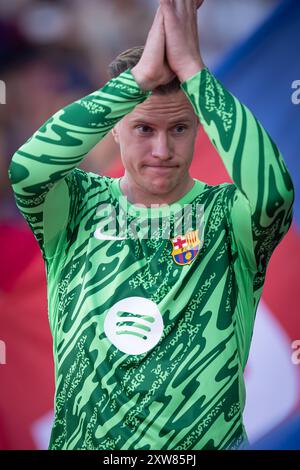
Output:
(147, 179), (174, 195)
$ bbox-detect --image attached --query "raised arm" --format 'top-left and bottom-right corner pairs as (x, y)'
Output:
(8, 6), (173, 260)
(161, 0), (295, 276)
(7, 70), (149, 258)
(181, 68), (294, 274)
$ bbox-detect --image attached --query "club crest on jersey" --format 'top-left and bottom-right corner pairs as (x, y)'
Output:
(170, 229), (201, 266)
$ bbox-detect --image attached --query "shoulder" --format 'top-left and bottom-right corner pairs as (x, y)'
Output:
(197, 180), (237, 201)
(199, 181), (247, 221)
(64, 168), (116, 192)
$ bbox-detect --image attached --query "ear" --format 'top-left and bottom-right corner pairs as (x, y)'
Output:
(112, 124), (120, 145)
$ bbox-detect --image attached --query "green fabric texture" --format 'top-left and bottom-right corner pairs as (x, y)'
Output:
(8, 67), (294, 450)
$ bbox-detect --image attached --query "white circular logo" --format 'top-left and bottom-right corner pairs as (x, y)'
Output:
(104, 297), (164, 355)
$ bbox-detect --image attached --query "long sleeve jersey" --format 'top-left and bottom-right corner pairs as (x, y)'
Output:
(8, 68), (294, 450)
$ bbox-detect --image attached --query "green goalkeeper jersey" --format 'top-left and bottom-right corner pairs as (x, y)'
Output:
(8, 68), (294, 450)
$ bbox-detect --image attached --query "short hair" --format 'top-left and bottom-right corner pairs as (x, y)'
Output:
(108, 46), (181, 94)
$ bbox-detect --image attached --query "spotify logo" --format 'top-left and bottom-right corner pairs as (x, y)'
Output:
(104, 297), (164, 355)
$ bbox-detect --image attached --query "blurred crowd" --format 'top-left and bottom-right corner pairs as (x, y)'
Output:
(0, 0), (280, 221)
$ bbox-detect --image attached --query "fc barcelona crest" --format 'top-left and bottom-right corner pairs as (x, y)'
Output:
(170, 229), (202, 266)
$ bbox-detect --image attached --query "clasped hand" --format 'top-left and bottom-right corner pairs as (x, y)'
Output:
(132, 0), (205, 91)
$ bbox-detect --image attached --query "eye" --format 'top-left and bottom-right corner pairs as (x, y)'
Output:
(136, 125), (153, 134)
(173, 124), (187, 134)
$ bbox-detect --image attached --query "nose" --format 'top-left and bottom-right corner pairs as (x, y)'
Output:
(151, 132), (171, 160)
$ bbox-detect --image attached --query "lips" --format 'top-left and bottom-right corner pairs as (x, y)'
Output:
(144, 164), (178, 169)
(144, 166), (178, 174)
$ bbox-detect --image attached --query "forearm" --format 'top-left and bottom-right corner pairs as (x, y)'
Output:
(8, 69), (150, 196)
(181, 68), (295, 223)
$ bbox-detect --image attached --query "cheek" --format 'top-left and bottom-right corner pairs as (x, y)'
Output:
(177, 138), (196, 163)
(120, 138), (150, 170)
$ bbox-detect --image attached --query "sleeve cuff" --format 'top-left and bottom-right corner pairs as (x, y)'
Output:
(180, 66), (210, 91)
(125, 68), (152, 98)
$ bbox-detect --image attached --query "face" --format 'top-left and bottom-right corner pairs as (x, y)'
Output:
(112, 90), (199, 205)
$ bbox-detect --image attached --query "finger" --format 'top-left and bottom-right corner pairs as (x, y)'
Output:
(196, 0), (205, 9)
(143, 7), (165, 60)
(171, 0), (197, 31)
(160, 0), (178, 28)
(174, 0), (185, 17)
(173, 0), (197, 16)
(148, 6), (162, 35)
(145, 7), (163, 45)
(190, 0), (198, 14)
(186, 0), (198, 32)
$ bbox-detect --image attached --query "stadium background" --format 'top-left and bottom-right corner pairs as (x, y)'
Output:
(0, 0), (299, 450)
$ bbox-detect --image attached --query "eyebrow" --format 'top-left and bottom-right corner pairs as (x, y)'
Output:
(129, 117), (193, 125)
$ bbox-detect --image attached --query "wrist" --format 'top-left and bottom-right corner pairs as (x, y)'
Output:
(177, 59), (206, 83)
(131, 66), (154, 92)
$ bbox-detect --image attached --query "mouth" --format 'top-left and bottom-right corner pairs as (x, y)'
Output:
(144, 164), (179, 170)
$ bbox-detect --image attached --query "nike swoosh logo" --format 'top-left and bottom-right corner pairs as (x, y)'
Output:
(94, 228), (126, 241)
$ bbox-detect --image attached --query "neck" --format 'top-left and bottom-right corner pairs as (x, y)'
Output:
(120, 175), (195, 207)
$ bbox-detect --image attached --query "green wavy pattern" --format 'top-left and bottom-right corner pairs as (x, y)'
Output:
(8, 68), (294, 449)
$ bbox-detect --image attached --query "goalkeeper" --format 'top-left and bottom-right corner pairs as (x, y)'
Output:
(8, 0), (294, 450)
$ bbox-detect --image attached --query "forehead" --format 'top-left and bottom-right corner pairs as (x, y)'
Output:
(127, 90), (196, 124)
